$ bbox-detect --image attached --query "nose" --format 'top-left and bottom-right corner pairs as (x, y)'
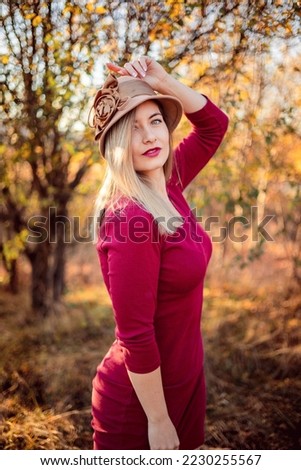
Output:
(142, 126), (157, 144)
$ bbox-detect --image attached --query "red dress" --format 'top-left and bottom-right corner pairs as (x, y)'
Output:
(91, 97), (229, 450)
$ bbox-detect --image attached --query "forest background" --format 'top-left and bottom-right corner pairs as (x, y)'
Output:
(0, 0), (300, 450)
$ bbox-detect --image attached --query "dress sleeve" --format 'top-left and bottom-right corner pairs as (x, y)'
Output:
(98, 204), (161, 374)
(171, 96), (229, 191)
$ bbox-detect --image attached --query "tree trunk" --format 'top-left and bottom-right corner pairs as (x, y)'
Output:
(9, 259), (19, 294)
(52, 227), (67, 301)
(51, 203), (69, 302)
(27, 234), (68, 316)
(29, 241), (52, 317)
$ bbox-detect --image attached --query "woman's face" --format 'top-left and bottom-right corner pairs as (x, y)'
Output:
(131, 100), (170, 175)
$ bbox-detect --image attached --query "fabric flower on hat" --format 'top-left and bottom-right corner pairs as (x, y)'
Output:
(92, 75), (128, 141)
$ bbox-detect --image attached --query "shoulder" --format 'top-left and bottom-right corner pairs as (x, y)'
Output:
(98, 199), (161, 248)
(105, 198), (154, 225)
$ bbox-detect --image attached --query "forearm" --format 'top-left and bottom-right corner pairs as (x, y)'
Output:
(127, 366), (169, 423)
(156, 73), (207, 114)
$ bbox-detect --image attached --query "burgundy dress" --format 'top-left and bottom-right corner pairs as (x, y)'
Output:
(91, 97), (229, 450)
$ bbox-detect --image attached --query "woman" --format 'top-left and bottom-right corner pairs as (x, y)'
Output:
(89, 56), (228, 450)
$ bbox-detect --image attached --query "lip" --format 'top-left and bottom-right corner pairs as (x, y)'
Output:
(142, 147), (162, 157)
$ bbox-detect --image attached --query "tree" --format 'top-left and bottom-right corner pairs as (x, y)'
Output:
(0, 0), (101, 315)
(1, 0), (300, 315)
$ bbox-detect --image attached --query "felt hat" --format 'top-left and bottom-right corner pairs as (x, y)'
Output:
(89, 74), (183, 157)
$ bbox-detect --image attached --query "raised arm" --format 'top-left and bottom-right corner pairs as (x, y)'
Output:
(172, 99), (229, 190)
(107, 57), (228, 190)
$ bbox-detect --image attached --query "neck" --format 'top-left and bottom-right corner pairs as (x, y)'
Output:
(141, 168), (168, 198)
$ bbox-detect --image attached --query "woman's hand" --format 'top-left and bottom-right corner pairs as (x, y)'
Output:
(148, 416), (180, 450)
(106, 56), (207, 113)
(106, 56), (169, 92)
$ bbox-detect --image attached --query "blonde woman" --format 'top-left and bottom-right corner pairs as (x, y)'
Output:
(90, 56), (228, 450)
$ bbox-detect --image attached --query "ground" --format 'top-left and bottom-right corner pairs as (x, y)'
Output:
(0, 244), (300, 450)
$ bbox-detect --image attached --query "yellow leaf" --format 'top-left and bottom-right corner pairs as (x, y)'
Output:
(239, 89), (249, 100)
(288, 319), (299, 328)
(63, 6), (72, 15)
(1, 55), (9, 65)
(64, 65), (74, 73)
(95, 6), (107, 14)
(25, 13), (36, 20)
(32, 15), (42, 27)
(34, 146), (43, 155)
(44, 33), (52, 43)
(287, 143), (301, 174)
(86, 3), (95, 12)
(170, 5), (182, 19)
(192, 62), (210, 77)
(148, 31), (156, 42)
(73, 6), (82, 15)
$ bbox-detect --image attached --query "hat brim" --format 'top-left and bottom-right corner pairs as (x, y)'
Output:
(99, 94), (183, 157)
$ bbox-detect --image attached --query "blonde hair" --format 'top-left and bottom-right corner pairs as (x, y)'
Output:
(91, 106), (184, 243)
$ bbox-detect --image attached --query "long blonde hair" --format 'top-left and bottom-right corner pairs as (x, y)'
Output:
(92, 106), (183, 243)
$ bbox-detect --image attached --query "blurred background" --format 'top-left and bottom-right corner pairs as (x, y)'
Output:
(0, 0), (300, 450)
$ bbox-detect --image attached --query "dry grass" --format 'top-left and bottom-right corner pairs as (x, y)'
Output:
(0, 282), (114, 450)
(0, 247), (301, 450)
(0, 398), (81, 450)
(203, 283), (301, 449)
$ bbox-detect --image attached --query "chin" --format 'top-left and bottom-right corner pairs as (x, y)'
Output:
(139, 154), (168, 170)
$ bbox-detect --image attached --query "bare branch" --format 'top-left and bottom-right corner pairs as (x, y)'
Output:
(69, 156), (92, 190)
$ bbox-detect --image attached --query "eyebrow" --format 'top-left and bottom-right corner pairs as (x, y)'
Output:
(134, 112), (162, 122)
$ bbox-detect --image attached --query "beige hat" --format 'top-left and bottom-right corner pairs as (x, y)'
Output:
(89, 74), (183, 157)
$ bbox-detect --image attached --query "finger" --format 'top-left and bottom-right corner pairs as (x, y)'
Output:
(106, 62), (128, 75)
(139, 56), (148, 72)
(131, 60), (146, 77)
(124, 62), (140, 77)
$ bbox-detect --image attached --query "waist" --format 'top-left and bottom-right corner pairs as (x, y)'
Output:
(95, 338), (203, 389)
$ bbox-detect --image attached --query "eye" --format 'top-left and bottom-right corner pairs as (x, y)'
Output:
(151, 118), (162, 125)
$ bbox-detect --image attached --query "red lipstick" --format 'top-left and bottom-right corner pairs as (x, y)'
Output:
(142, 147), (161, 157)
